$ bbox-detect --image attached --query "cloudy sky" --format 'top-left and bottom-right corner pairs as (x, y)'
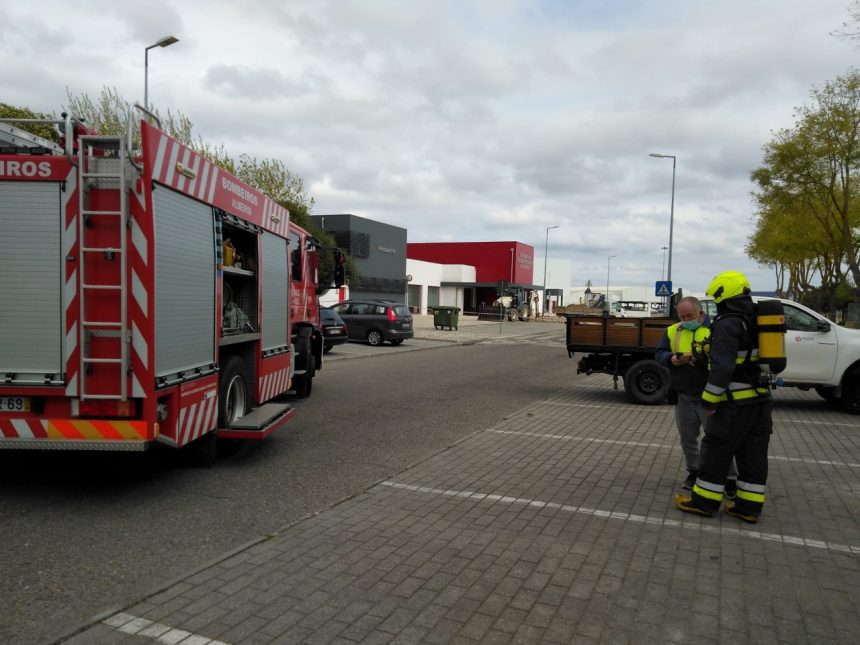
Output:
(2, 0), (855, 294)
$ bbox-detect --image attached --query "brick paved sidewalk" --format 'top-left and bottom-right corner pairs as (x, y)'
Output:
(61, 381), (860, 644)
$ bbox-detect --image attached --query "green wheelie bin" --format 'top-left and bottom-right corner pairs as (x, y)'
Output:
(433, 306), (461, 330)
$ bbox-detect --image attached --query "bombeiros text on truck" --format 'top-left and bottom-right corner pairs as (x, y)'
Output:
(0, 107), (342, 461)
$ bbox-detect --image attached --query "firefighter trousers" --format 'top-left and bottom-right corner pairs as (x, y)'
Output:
(691, 398), (773, 515)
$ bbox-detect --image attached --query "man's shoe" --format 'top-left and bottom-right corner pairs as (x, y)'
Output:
(724, 480), (737, 499)
(673, 494), (713, 518)
(682, 471), (697, 490)
(724, 501), (759, 524)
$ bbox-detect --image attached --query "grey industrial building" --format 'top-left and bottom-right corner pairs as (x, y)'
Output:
(310, 213), (408, 302)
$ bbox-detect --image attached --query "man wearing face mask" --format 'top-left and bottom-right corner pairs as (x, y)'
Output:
(656, 296), (737, 495)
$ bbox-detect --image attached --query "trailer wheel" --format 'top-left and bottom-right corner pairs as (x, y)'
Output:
(219, 355), (249, 426)
(623, 360), (670, 405)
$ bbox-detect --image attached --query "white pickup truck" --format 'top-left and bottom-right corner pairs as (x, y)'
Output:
(702, 297), (860, 414)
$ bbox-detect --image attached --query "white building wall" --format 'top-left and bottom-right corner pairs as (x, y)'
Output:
(406, 259), (476, 314)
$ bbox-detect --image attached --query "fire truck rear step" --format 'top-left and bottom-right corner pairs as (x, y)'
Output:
(218, 403), (295, 440)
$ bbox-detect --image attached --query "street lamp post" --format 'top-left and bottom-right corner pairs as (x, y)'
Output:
(144, 35), (179, 111)
(605, 255), (616, 316)
(649, 153), (676, 288)
(543, 225), (559, 315)
(661, 245), (668, 281)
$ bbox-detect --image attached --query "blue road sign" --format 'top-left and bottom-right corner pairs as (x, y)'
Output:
(655, 281), (672, 297)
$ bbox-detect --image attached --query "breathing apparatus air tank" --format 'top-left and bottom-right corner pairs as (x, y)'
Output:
(756, 299), (787, 374)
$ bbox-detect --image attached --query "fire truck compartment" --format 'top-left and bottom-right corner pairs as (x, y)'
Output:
(0, 182), (63, 383)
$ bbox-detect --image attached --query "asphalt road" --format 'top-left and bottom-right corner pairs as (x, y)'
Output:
(0, 330), (577, 645)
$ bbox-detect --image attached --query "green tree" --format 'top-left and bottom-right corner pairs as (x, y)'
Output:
(749, 69), (860, 301)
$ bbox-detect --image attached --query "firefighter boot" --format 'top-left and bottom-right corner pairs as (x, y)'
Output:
(723, 501), (759, 524)
(673, 494), (713, 518)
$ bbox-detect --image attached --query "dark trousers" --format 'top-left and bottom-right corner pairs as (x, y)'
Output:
(692, 399), (773, 514)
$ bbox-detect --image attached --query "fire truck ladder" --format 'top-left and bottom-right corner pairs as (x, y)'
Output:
(0, 121), (63, 153)
(77, 135), (130, 401)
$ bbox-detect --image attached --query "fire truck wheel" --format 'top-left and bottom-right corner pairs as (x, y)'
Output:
(367, 329), (384, 346)
(623, 360), (670, 405)
(219, 355), (249, 426)
(293, 353), (315, 399)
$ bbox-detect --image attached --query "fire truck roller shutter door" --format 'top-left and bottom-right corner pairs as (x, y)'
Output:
(0, 182), (63, 380)
(261, 232), (289, 352)
(152, 186), (216, 378)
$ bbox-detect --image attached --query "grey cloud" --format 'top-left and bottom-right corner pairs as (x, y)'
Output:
(203, 64), (307, 99)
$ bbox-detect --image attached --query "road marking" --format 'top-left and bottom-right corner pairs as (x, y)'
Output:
(485, 429), (860, 469)
(103, 612), (230, 644)
(380, 480), (859, 555)
(545, 401), (670, 412)
(773, 416), (860, 428)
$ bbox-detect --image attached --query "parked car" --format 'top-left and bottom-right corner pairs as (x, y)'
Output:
(329, 299), (414, 346)
(320, 307), (349, 353)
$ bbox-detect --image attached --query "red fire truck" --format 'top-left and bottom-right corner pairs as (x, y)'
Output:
(0, 110), (327, 460)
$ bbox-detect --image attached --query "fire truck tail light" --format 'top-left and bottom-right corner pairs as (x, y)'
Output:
(77, 399), (137, 418)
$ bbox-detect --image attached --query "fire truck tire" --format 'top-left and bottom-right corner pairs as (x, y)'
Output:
(293, 353), (315, 398)
(218, 355), (249, 426)
(367, 329), (384, 346)
(623, 360), (669, 405)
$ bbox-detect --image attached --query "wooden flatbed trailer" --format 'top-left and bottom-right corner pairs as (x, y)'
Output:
(564, 314), (677, 404)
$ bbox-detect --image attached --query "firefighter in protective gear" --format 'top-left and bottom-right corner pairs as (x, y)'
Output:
(655, 296), (737, 491)
(674, 271), (773, 524)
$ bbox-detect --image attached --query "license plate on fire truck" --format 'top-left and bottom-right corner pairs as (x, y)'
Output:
(0, 397), (30, 412)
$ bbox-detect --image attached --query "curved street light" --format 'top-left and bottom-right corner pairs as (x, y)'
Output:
(145, 35), (179, 111)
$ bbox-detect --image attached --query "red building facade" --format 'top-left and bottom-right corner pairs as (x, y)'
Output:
(407, 241), (539, 311)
